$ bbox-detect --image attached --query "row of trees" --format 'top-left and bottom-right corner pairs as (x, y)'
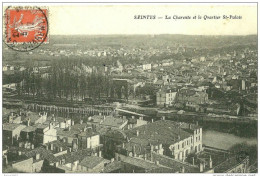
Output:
(15, 58), (128, 101)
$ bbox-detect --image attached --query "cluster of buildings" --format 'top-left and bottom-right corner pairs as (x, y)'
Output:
(2, 109), (249, 173)
(2, 37), (256, 173)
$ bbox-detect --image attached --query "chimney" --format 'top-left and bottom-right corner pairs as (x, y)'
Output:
(60, 147), (63, 152)
(199, 162), (204, 172)
(49, 122), (53, 129)
(71, 120), (74, 126)
(68, 126), (71, 131)
(209, 155), (213, 169)
(46, 145), (49, 150)
(162, 116), (165, 120)
(136, 130), (139, 136)
(50, 143), (54, 150)
(152, 119), (154, 123)
(151, 145), (154, 152)
(80, 119), (83, 124)
(144, 153), (147, 160)
(103, 116), (106, 120)
(132, 145), (136, 157)
(189, 124), (192, 129)
(178, 135), (180, 140)
(132, 116), (135, 119)
(36, 153), (40, 160)
(99, 113), (102, 116)
(155, 161), (159, 165)
(122, 143), (125, 149)
(111, 158), (115, 162)
(31, 144), (34, 149)
(98, 150), (102, 157)
(27, 118), (30, 126)
(192, 157), (195, 165)
(68, 148), (72, 152)
(180, 166), (185, 173)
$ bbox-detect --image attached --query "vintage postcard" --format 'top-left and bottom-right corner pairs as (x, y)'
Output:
(1, 2), (258, 175)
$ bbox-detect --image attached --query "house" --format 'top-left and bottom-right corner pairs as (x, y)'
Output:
(114, 153), (176, 173)
(88, 115), (128, 130)
(55, 149), (94, 172)
(156, 89), (177, 107)
(77, 127), (100, 149)
(34, 123), (57, 145)
(214, 155), (249, 173)
(126, 116), (148, 130)
(102, 160), (122, 173)
(8, 112), (22, 124)
(77, 156), (109, 172)
(3, 123), (26, 146)
(11, 147), (59, 173)
(177, 89), (208, 105)
(121, 120), (203, 161)
(44, 140), (68, 157)
(57, 122), (100, 151)
(23, 112), (47, 126)
(142, 64), (152, 71)
(20, 126), (37, 143)
(48, 116), (72, 129)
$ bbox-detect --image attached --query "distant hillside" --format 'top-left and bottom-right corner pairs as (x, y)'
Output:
(47, 34), (257, 49)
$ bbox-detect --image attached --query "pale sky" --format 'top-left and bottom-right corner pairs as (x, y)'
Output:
(11, 4), (259, 35)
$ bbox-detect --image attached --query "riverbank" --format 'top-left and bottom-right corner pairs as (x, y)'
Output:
(203, 130), (257, 150)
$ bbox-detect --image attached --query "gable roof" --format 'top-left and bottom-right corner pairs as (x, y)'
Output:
(3, 123), (26, 131)
(79, 156), (108, 169)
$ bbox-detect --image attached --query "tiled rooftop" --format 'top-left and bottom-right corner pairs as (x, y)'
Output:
(125, 120), (196, 145)
(79, 156), (108, 169)
(3, 123), (26, 131)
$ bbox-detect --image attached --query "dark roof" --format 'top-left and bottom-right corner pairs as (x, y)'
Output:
(21, 126), (37, 133)
(103, 129), (127, 140)
(125, 120), (195, 145)
(103, 161), (122, 173)
(56, 149), (92, 164)
(45, 140), (68, 150)
(25, 147), (58, 163)
(214, 156), (248, 173)
(57, 123), (89, 137)
(79, 156), (108, 169)
(24, 112), (45, 123)
(3, 123), (26, 131)
(35, 123), (49, 129)
(151, 152), (199, 173)
(119, 155), (164, 170)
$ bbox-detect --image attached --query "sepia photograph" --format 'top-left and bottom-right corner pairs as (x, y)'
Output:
(1, 2), (258, 174)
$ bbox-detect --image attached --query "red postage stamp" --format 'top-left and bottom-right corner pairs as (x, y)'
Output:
(4, 6), (48, 51)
